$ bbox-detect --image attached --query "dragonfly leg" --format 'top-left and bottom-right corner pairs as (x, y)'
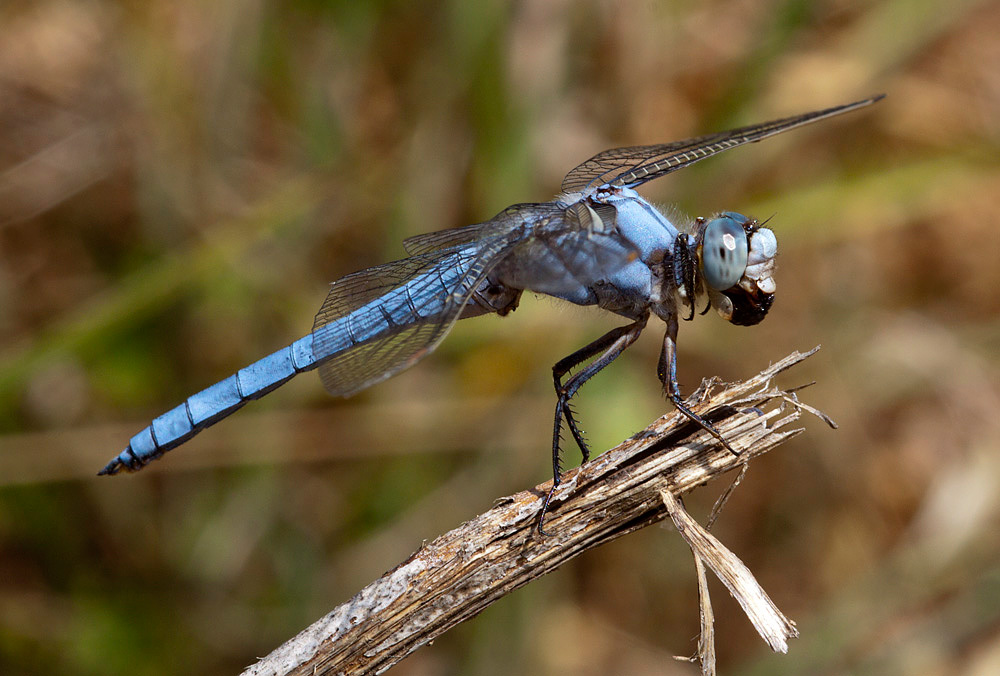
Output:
(657, 315), (738, 455)
(552, 324), (634, 461)
(539, 317), (647, 535)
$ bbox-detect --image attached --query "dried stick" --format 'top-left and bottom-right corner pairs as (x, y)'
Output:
(663, 488), (797, 676)
(242, 348), (833, 676)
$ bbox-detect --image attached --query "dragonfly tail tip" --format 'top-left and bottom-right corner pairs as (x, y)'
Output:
(97, 458), (123, 476)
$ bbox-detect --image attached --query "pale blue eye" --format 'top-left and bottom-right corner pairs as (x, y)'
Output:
(702, 215), (749, 290)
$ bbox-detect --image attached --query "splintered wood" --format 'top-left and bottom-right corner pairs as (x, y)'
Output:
(243, 348), (834, 676)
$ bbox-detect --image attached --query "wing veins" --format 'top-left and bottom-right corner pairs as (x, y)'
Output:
(561, 95), (884, 194)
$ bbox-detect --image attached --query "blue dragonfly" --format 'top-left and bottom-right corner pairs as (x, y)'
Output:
(101, 95), (882, 530)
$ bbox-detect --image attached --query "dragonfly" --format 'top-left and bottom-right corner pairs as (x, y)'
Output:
(100, 94), (882, 532)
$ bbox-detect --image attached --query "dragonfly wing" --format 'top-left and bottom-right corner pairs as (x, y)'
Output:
(402, 203), (555, 255)
(313, 230), (526, 397)
(316, 314), (448, 398)
(561, 95), (884, 194)
(492, 199), (641, 299)
(538, 201), (639, 279)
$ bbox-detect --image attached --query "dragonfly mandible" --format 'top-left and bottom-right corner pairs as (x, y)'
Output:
(100, 95), (883, 532)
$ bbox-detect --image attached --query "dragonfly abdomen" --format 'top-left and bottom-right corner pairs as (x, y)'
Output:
(312, 264), (470, 358)
(102, 267), (468, 475)
(98, 335), (318, 475)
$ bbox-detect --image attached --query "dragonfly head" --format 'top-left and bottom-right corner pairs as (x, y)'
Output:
(697, 212), (777, 326)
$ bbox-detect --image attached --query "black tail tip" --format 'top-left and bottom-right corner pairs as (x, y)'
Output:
(97, 459), (122, 476)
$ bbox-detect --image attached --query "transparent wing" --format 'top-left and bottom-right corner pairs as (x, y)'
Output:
(312, 239), (515, 397)
(402, 222), (499, 256)
(479, 199), (642, 303)
(402, 203), (558, 255)
(561, 95), (884, 194)
(504, 200), (637, 280)
(312, 204), (561, 397)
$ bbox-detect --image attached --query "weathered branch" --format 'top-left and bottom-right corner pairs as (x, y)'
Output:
(663, 487), (797, 676)
(242, 348), (833, 676)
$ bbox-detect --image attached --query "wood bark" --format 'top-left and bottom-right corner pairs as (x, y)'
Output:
(242, 348), (832, 675)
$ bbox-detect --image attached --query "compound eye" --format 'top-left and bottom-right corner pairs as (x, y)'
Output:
(702, 215), (749, 291)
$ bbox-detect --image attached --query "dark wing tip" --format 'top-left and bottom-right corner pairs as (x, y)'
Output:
(844, 93), (886, 110)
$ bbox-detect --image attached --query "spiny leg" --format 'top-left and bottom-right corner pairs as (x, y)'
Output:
(539, 317), (647, 535)
(657, 315), (737, 455)
(551, 322), (638, 462)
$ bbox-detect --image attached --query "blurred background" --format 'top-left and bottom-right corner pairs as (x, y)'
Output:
(0, 0), (997, 674)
